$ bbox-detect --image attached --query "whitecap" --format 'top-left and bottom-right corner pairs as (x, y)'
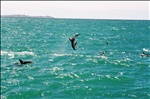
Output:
(16, 51), (35, 56)
(114, 76), (120, 80)
(106, 75), (111, 78)
(28, 76), (34, 80)
(49, 59), (54, 62)
(7, 79), (19, 84)
(1, 50), (8, 55)
(143, 48), (150, 52)
(1, 50), (36, 57)
(93, 59), (98, 63)
(71, 73), (80, 78)
(1, 50), (14, 58)
(128, 94), (137, 98)
(71, 63), (76, 66)
(124, 58), (130, 61)
(122, 27), (126, 30)
(68, 74), (74, 78)
(52, 53), (70, 57)
(59, 73), (73, 78)
(43, 81), (50, 85)
(119, 72), (123, 75)
(1, 95), (7, 99)
(112, 27), (119, 31)
(51, 66), (63, 72)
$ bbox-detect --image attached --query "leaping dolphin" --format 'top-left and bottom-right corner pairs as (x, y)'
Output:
(19, 59), (32, 65)
(69, 34), (79, 50)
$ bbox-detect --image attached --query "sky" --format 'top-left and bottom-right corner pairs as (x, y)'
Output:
(1, 1), (150, 20)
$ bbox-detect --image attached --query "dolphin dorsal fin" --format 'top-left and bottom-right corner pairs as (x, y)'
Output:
(19, 59), (23, 64)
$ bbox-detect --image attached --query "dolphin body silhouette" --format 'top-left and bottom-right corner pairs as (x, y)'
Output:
(19, 59), (32, 65)
(141, 52), (150, 57)
(69, 34), (79, 50)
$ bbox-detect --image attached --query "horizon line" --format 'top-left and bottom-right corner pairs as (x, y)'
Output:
(1, 14), (149, 21)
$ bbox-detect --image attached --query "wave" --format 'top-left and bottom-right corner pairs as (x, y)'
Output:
(52, 53), (71, 57)
(143, 48), (150, 52)
(1, 50), (36, 58)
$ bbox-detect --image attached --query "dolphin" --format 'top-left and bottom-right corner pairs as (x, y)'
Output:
(69, 34), (79, 50)
(141, 52), (150, 57)
(106, 42), (109, 45)
(19, 59), (32, 65)
(99, 51), (107, 56)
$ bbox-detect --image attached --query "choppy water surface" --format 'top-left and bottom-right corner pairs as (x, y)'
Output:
(1, 18), (150, 99)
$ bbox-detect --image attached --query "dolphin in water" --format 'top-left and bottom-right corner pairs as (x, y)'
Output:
(99, 51), (107, 56)
(69, 34), (79, 50)
(19, 59), (32, 65)
(141, 52), (150, 57)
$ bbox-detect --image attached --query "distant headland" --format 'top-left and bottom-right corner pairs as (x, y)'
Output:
(1, 14), (54, 18)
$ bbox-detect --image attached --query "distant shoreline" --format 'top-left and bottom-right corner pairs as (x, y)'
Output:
(1, 14), (148, 21)
(1, 14), (54, 18)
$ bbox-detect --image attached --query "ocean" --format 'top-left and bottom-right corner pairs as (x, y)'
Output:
(1, 18), (150, 99)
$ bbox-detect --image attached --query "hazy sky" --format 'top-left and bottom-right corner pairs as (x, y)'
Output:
(1, 1), (150, 20)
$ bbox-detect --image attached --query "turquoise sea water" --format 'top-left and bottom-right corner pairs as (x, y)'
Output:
(1, 18), (150, 99)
